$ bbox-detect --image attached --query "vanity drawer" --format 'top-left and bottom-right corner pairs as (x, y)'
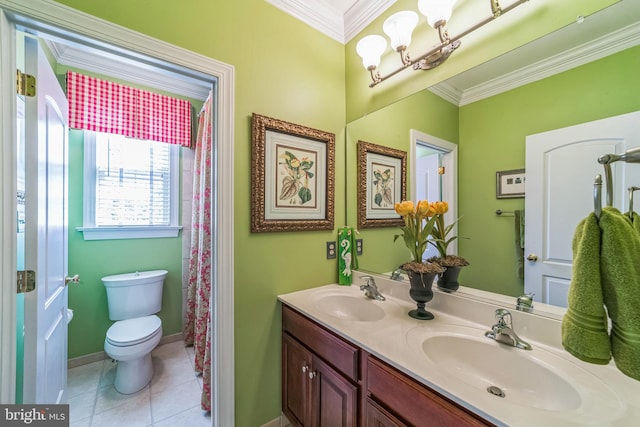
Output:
(282, 305), (359, 381)
(366, 356), (494, 427)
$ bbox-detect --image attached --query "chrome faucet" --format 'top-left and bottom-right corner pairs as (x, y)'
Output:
(516, 292), (534, 313)
(390, 269), (404, 281)
(485, 308), (532, 350)
(359, 276), (385, 301)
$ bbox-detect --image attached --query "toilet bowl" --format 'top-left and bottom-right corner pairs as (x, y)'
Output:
(104, 315), (163, 394)
(102, 270), (167, 394)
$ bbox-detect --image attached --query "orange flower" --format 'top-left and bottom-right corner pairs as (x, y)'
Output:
(394, 200), (414, 216)
(431, 201), (448, 215)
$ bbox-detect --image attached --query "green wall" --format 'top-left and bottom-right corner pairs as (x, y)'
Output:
(346, 89), (458, 273)
(67, 130), (184, 358)
(55, 1), (347, 426)
(47, 0), (638, 426)
(458, 45), (640, 296)
(345, 0), (618, 121)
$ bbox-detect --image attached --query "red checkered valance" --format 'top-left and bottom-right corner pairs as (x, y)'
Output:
(66, 71), (192, 146)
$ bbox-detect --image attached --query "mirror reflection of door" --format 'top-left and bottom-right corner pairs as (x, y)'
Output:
(525, 111), (640, 307)
(411, 130), (458, 261)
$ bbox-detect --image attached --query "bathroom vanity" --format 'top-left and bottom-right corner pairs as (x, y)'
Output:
(279, 275), (640, 427)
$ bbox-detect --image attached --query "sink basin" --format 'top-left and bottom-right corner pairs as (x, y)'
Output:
(314, 295), (385, 322)
(422, 334), (580, 411)
(406, 324), (623, 419)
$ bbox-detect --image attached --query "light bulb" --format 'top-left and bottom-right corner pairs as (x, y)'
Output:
(356, 35), (387, 70)
(418, 0), (457, 28)
(383, 11), (419, 51)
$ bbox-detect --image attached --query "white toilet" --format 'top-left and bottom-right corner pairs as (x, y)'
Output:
(102, 270), (168, 394)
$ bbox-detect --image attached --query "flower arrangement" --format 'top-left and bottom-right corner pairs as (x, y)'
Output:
(428, 201), (469, 268)
(393, 200), (444, 274)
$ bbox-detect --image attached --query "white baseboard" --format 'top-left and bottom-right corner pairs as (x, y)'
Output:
(67, 332), (184, 369)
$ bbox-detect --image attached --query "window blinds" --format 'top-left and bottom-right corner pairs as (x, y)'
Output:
(66, 71), (192, 147)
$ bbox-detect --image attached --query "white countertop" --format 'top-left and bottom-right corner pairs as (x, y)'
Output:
(278, 274), (640, 427)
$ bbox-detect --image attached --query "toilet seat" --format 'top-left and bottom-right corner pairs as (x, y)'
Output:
(106, 315), (162, 347)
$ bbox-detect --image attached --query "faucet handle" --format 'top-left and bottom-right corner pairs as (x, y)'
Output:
(516, 293), (535, 312)
(494, 308), (512, 326)
(359, 275), (376, 287)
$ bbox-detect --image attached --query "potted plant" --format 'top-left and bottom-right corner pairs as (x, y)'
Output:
(394, 200), (444, 320)
(427, 201), (469, 292)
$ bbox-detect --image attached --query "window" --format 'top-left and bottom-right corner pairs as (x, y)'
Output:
(79, 131), (181, 240)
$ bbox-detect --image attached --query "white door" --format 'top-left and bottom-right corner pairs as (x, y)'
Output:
(22, 36), (69, 404)
(416, 152), (441, 260)
(525, 111), (640, 307)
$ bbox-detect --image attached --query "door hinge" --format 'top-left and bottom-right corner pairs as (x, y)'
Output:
(17, 270), (36, 294)
(438, 166), (445, 175)
(16, 70), (36, 97)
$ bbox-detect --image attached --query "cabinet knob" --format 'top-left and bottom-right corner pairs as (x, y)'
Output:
(302, 365), (309, 373)
(308, 370), (317, 379)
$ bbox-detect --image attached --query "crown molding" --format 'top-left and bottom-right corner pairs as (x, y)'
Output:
(344, 0), (396, 43)
(430, 20), (640, 106)
(47, 41), (211, 100)
(267, 0), (344, 42)
(266, 0), (394, 44)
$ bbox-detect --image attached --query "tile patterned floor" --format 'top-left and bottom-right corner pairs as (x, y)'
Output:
(68, 341), (210, 427)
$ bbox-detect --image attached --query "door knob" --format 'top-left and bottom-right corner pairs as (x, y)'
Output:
(526, 254), (538, 262)
(65, 274), (80, 285)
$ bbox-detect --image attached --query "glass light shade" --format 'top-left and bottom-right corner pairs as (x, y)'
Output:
(382, 10), (419, 51)
(418, 0), (457, 28)
(356, 35), (387, 69)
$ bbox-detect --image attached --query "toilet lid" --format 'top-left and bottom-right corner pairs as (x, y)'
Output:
(106, 315), (161, 346)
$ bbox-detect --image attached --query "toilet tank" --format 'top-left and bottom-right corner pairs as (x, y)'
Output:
(102, 270), (168, 320)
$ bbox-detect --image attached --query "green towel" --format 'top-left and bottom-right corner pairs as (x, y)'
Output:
(625, 211), (640, 235)
(600, 207), (640, 381)
(561, 213), (611, 364)
(338, 227), (358, 285)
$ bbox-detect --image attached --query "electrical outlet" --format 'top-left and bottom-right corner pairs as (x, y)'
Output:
(326, 241), (337, 259)
(356, 239), (363, 255)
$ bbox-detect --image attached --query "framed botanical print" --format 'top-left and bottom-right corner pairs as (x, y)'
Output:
(251, 113), (335, 232)
(357, 140), (406, 228)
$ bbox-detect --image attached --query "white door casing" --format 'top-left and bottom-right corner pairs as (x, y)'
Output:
(0, 2), (234, 425)
(22, 36), (69, 404)
(525, 111), (640, 307)
(411, 129), (458, 255)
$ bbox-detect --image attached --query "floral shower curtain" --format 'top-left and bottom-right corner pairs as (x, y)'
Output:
(184, 92), (213, 411)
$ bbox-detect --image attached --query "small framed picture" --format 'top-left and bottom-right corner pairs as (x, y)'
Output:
(357, 140), (407, 228)
(251, 113), (335, 232)
(496, 169), (525, 199)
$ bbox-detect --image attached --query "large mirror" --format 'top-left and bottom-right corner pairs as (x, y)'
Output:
(347, 1), (640, 307)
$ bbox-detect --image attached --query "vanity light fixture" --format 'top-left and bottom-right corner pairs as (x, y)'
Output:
(356, 0), (530, 87)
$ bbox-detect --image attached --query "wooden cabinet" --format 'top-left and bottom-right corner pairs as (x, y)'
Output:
(282, 306), (358, 427)
(282, 304), (495, 427)
(366, 356), (494, 427)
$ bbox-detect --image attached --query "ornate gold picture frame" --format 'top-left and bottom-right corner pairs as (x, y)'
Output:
(251, 113), (335, 232)
(357, 140), (406, 228)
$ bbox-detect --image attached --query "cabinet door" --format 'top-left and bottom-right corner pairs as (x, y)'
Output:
(283, 333), (312, 426)
(365, 398), (407, 427)
(310, 356), (358, 427)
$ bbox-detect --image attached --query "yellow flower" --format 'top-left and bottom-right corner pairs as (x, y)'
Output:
(431, 201), (448, 215)
(416, 200), (430, 218)
(290, 159), (300, 168)
(395, 200), (414, 216)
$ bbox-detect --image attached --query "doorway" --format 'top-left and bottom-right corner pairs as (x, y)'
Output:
(0, 2), (235, 426)
(410, 129), (458, 258)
